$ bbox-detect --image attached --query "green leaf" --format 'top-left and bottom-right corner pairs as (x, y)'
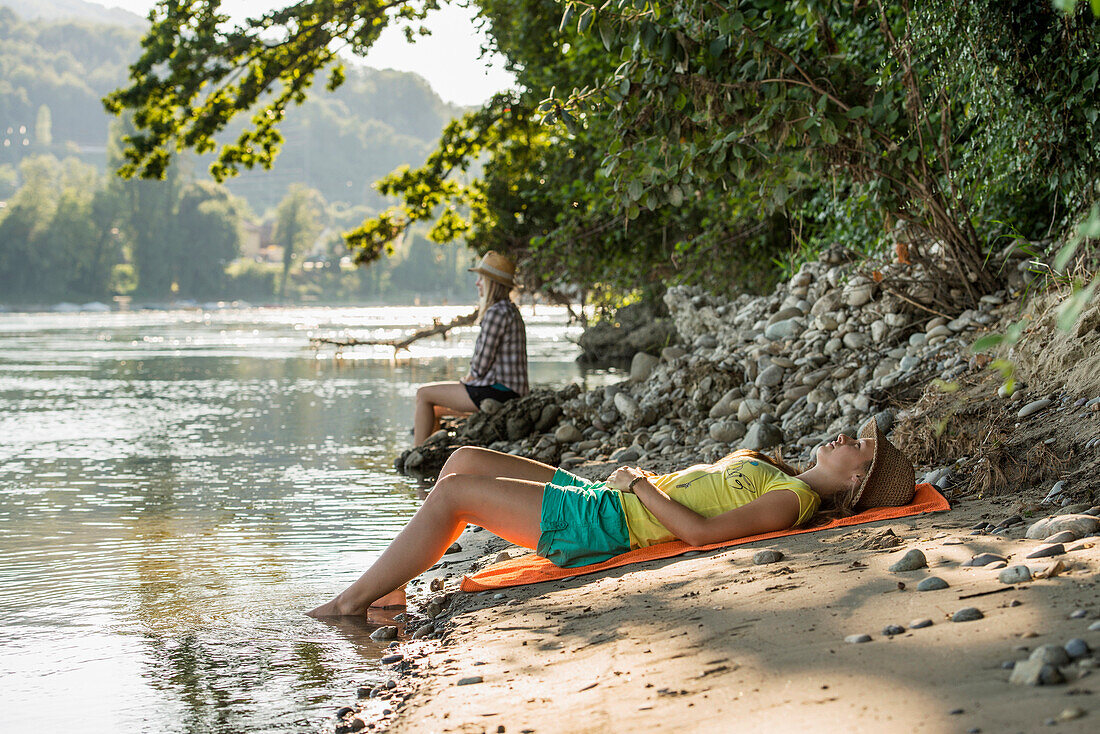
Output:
(578, 8), (594, 34)
(845, 106), (868, 119)
(559, 3), (576, 34)
(969, 333), (1004, 353)
(598, 19), (615, 51)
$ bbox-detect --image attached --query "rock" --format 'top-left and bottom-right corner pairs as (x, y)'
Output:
(952, 607), (984, 622)
(844, 278), (874, 307)
(888, 549), (927, 572)
(1025, 543), (1065, 559)
(909, 618), (933, 629)
(629, 352), (660, 382)
(494, 551), (512, 564)
(709, 420), (746, 444)
(1017, 398), (1052, 418)
(404, 449), (424, 469)
(456, 676), (484, 686)
(413, 623), (434, 639)
(753, 549), (784, 565)
(737, 398), (767, 423)
(709, 388), (743, 418)
(614, 392), (642, 423)
(610, 445), (642, 462)
(999, 565), (1032, 584)
(845, 633), (872, 643)
(1042, 480), (1067, 504)
(1089, 621), (1100, 631)
(1025, 514), (1099, 539)
(661, 345), (687, 361)
(963, 553), (1007, 567)
(1030, 644), (1071, 667)
(1070, 609), (1089, 619)
(555, 423), (583, 443)
(481, 397), (504, 414)
(882, 624), (906, 636)
(1058, 707), (1085, 722)
(765, 318), (804, 341)
(842, 331), (869, 350)
(370, 626), (399, 641)
(1065, 638), (1090, 659)
(381, 653), (404, 664)
(505, 415), (532, 441)
(756, 364), (785, 387)
(917, 576), (949, 591)
(445, 542), (462, 554)
(743, 421), (783, 450)
(1044, 530), (1078, 544)
(1009, 659), (1064, 686)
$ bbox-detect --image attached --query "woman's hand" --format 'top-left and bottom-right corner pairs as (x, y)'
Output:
(607, 466), (644, 492)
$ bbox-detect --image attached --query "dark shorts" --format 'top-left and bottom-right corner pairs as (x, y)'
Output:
(536, 469), (632, 568)
(464, 382), (520, 408)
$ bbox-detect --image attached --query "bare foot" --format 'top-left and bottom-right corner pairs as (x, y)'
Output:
(370, 587), (406, 610)
(306, 595), (361, 618)
(306, 586), (406, 618)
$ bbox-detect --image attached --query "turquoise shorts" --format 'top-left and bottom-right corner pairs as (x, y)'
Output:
(537, 468), (632, 568)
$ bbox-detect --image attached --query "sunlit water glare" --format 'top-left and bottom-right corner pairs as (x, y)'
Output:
(0, 305), (617, 733)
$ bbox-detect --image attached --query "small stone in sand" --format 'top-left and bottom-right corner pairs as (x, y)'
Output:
(370, 626), (398, 641)
(1064, 638), (1090, 659)
(493, 593), (505, 600)
(1069, 609), (1089, 619)
(917, 576), (949, 591)
(888, 549), (927, 572)
(1088, 620), (1100, 631)
(949, 708), (964, 715)
(1009, 659), (1064, 686)
(1030, 645), (1071, 667)
(381, 654), (404, 664)
(430, 578), (444, 592)
(1058, 707), (1085, 721)
(1017, 398), (1052, 418)
(952, 607), (983, 623)
(882, 624), (905, 636)
(753, 549), (784, 564)
(909, 618), (933, 629)
(1044, 530), (1078, 544)
(335, 706), (355, 718)
(998, 565), (1032, 584)
(963, 553), (1007, 567)
(493, 551), (512, 564)
(845, 633), (872, 643)
(1026, 543), (1064, 559)
(356, 686), (372, 698)
(457, 676), (484, 686)
(413, 623), (434, 639)
(444, 542), (462, 554)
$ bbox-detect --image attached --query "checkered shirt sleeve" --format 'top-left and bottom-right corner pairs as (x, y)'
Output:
(466, 300), (529, 395)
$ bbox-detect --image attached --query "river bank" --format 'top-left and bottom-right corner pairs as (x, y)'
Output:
(332, 250), (1100, 733)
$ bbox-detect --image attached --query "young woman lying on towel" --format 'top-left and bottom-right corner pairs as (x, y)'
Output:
(308, 417), (914, 617)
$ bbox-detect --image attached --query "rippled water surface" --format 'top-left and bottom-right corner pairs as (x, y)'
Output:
(0, 306), (612, 733)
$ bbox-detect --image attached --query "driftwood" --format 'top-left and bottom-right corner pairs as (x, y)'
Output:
(310, 309), (479, 353)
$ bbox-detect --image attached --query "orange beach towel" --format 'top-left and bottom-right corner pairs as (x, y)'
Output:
(461, 483), (948, 592)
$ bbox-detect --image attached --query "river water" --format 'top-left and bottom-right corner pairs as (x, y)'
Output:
(0, 305), (613, 733)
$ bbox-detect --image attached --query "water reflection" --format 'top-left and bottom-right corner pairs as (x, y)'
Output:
(0, 306), (619, 733)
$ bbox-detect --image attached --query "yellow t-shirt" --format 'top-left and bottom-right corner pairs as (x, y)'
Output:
(618, 458), (820, 548)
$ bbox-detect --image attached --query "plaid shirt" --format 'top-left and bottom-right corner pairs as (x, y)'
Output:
(467, 300), (529, 395)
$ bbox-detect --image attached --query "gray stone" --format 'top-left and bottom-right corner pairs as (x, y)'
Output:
(845, 633), (872, 644)
(765, 317), (805, 341)
(844, 279), (874, 307)
(1029, 644), (1071, 667)
(917, 576), (949, 591)
(708, 388), (743, 419)
(1025, 543), (1065, 559)
(1009, 659), (1065, 686)
(1064, 638), (1090, 659)
(753, 549), (784, 565)
(1042, 480), (1067, 504)
(709, 419), (746, 444)
(629, 352), (660, 382)
(1044, 530), (1078, 544)
(660, 345), (687, 361)
(909, 618), (933, 629)
(614, 392), (642, 423)
(743, 421), (783, 450)
(737, 398), (767, 423)
(1025, 514), (1100, 539)
(842, 331), (869, 350)
(888, 548), (928, 572)
(1018, 398), (1053, 419)
(456, 676), (484, 686)
(756, 364), (785, 387)
(882, 624), (906, 636)
(999, 565), (1032, 584)
(610, 445), (642, 463)
(1089, 620), (1100, 631)
(952, 607), (984, 622)
(963, 553), (1007, 567)
(1070, 609), (1089, 619)
(369, 626), (399, 642)
(555, 423), (583, 443)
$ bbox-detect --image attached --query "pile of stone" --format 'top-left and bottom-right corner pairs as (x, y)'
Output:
(397, 254), (1019, 477)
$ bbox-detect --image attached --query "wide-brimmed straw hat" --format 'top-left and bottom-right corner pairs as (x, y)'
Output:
(853, 417), (915, 510)
(468, 251), (517, 288)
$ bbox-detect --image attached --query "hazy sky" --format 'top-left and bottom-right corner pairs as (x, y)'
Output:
(103, 0), (516, 106)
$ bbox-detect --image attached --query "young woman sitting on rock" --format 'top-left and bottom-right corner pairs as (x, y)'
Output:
(412, 251), (529, 446)
(308, 418), (914, 617)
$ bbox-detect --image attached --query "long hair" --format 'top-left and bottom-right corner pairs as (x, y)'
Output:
(716, 447), (858, 521)
(478, 278), (512, 321)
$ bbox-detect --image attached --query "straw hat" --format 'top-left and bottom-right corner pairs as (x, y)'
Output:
(852, 417), (915, 510)
(468, 251), (517, 288)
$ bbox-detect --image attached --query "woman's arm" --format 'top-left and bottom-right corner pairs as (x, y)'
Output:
(608, 467), (799, 547)
(467, 305), (507, 380)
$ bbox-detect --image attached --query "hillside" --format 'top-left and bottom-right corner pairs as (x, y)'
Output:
(0, 1), (461, 214)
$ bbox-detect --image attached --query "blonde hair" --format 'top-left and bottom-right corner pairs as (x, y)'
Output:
(478, 278), (513, 321)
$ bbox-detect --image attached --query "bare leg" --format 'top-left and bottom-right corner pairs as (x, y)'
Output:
(439, 446), (557, 484)
(307, 474), (545, 617)
(414, 382), (478, 445)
